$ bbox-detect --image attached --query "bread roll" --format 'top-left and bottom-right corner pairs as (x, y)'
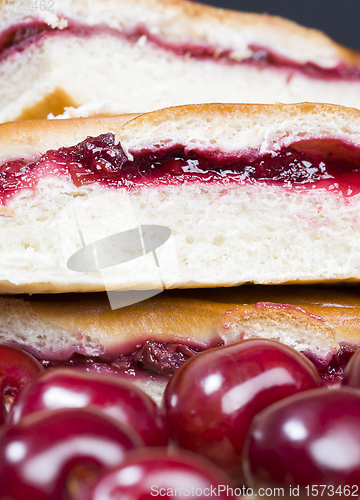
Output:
(1, 284), (359, 403)
(2, 0), (360, 121)
(2, 102), (360, 293)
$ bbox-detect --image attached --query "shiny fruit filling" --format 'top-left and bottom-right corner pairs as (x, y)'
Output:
(1, 19), (360, 79)
(42, 341), (209, 378)
(1, 134), (360, 204)
(41, 340), (357, 387)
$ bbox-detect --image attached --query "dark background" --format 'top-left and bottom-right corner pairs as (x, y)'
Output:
(195, 0), (360, 51)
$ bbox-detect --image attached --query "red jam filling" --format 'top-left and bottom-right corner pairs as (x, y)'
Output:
(40, 340), (357, 385)
(311, 344), (357, 386)
(1, 19), (360, 79)
(42, 341), (211, 378)
(0, 21), (53, 57)
(2, 134), (360, 204)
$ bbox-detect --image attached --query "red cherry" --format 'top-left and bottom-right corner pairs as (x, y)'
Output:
(0, 344), (44, 424)
(342, 347), (360, 388)
(163, 339), (322, 484)
(243, 387), (360, 498)
(0, 407), (142, 499)
(83, 448), (237, 500)
(8, 367), (168, 446)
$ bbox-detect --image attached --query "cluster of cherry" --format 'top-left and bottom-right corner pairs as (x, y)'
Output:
(1, 338), (359, 499)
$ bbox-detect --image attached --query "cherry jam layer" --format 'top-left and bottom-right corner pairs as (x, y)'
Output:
(2, 133), (360, 204)
(40, 341), (212, 378)
(310, 344), (357, 386)
(1, 19), (360, 80)
(40, 340), (357, 386)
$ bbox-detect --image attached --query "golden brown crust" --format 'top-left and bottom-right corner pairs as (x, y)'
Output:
(5, 285), (360, 353)
(213, 303), (338, 356)
(1, 102), (360, 164)
(29, 294), (228, 348)
(117, 102), (360, 158)
(0, 113), (139, 162)
(120, 102), (360, 132)
(177, 285), (360, 345)
(1, 101), (359, 165)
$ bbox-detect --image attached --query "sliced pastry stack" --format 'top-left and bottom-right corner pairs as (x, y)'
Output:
(1, 102), (360, 401)
(1, 0), (360, 404)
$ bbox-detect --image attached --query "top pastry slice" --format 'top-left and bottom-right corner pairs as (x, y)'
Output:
(2, 0), (360, 121)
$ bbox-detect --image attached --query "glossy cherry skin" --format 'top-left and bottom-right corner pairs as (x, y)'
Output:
(163, 339), (322, 484)
(243, 387), (360, 498)
(83, 448), (236, 500)
(342, 347), (360, 388)
(0, 406), (142, 500)
(8, 367), (168, 446)
(0, 344), (44, 424)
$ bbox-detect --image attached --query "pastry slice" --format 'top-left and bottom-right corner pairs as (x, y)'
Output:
(2, 0), (360, 121)
(1, 103), (360, 293)
(0, 284), (359, 403)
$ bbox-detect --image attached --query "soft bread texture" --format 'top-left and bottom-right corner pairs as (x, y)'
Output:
(2, 0), (360, 121)
(1, 285), (359, 403)
(3, 103), (360, 291)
